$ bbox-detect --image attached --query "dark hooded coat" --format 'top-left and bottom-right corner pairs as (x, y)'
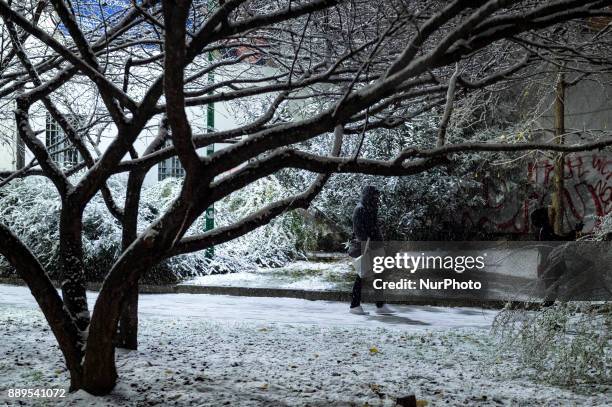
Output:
(348, 186), (383, 257)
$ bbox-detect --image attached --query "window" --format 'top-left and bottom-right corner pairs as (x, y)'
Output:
(45, 114), (81, 167)
(158, 140), (185, 181)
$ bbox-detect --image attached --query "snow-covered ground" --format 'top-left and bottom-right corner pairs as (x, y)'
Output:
(0, 284), (609, 406)
(180, 252), (540, 298)
(183, 260), (355, 291)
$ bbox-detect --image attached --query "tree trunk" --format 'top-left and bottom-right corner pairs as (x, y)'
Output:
(82, 252), (155, 395)
(83, 192), (203, 394)
(0, 222), (84, 391)
(59, 202), (90, 333)
(117, 284), (139, 349)
(116, 114), (168, 349)
(552, 71), (565, 235)
(116, 171), (146, 350)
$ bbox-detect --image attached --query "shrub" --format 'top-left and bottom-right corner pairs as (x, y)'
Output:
(493, 302), (611, 390)
(0, 175), (306, 283)
(278, 123), (496, 241)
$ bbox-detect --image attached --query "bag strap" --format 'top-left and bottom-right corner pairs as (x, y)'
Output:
(364, 238), (371, 253)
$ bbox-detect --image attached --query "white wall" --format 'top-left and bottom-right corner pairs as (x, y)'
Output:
(16, 101), (235, 187)
(0, 142), (15, 172)
(0, 58), (299, 185)
(11, 79), (276, 185)
(0, 99), (16, 172)
(536, 73), (612, 141)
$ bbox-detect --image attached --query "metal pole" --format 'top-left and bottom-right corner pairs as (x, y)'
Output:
(205, 21), (215, 258)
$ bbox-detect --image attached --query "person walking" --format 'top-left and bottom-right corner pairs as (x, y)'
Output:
(348, 185), (395, 315)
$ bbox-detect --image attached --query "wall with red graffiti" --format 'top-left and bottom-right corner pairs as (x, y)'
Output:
(463, 154), (612, 235)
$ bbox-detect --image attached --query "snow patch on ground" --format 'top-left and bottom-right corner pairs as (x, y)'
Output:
(0, 284), (610, 406)
(183, 260), (356, 291)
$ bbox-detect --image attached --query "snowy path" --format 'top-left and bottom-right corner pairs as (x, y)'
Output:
(0, 284), (496, 330)
(1, 284), (609, 406)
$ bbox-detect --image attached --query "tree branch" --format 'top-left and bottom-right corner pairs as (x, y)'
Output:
(172, 124), (346, 255)
(0, 222), (82, 377)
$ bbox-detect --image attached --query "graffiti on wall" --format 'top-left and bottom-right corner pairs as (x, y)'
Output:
(463, 154), (612, 234)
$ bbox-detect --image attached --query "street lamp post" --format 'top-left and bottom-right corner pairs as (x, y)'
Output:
(205, 24), (215, 258)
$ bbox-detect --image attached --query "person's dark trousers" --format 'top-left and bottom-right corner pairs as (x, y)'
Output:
(350, 276), (384, 308)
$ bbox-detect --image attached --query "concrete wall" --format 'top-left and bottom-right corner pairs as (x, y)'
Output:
(463, 153), (612, 234)
(466, 73), (612, 235)
(538, 75), (612, 136)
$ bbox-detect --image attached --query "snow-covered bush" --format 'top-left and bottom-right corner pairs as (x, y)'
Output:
(308, 167), (486, 241)
(493, 303), (611, 390)
(278, 119), (494, 241)
(153, 176), (309, 272)
(583, 212), (612, 241)
(0, 175), (306, 282)
(492, 213), (612, 390)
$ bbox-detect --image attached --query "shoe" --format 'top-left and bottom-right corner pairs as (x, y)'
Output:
(349, 305), (369, 315)
(374, 304), (396, 315)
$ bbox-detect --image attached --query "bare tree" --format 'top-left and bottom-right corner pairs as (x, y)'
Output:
(1, 0), (612, 395)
